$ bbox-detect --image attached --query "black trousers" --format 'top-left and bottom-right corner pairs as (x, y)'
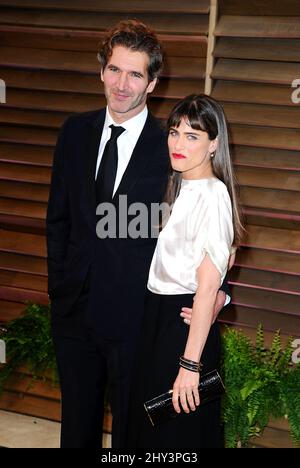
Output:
(51, 280), (138, 448)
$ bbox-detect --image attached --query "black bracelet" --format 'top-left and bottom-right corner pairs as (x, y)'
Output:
(179, 362), (200, 373)
(179, 356), (202, 373)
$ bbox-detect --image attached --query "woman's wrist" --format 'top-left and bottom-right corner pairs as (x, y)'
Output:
(179, 356), (203, 373)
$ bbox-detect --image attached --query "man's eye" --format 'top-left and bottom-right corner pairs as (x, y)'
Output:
(131, 72), (142, 78)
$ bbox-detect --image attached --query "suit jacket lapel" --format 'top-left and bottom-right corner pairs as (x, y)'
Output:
(113, 113), (162, 200)
(85, 109), (105, 224)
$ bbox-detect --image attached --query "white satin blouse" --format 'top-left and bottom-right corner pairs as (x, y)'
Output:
(147, 177), (235, 295)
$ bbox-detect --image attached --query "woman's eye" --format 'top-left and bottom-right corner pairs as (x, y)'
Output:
(187, 135), (197, 141)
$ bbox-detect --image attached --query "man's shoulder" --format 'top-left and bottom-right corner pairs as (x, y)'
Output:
(61, 108), (105, 132)
(147, 113), (166, 134)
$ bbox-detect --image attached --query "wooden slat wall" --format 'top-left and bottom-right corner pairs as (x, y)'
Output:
(210, 0), (300, 448)
(0, 0), (209, 322)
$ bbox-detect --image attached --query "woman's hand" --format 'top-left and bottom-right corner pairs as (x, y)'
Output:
(172, 367), (200, 414)
(180, 289), (226, 325)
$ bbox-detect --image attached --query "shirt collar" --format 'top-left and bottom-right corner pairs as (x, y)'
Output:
(104, 106), (148, 136)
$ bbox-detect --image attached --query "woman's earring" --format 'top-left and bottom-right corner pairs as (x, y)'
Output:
(210, 152), (215, 158)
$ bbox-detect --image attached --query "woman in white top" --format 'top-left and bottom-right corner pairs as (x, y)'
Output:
(127, 94), (244, 448)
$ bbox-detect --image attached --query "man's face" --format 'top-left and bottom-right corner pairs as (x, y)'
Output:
(101, 45), (157, 123)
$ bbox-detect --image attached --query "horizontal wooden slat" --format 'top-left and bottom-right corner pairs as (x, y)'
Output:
(0, 252), (46, 275)
(214, 37), (300, 62)
(0, 387), (112, 431)
(266, 417), (291, 433)
(4, 88), (100, 114)
(221, 304), (300, 336)
(215, 16), (300, 39)
(0, 180), (49, 203)
(212, 80), (295, 108)
(3, 373), (59, 400)
(0, 28), (207, 58)
(244, 209), (300, 232)
(232, 285), (300, 316)
(0, 270), (47, 292)
(0, 107), (67, 129)
(230, 124), (300, 152)
(218, 0), (300, 16)
(0, 125), (56, 146)
(245, 225), (300, 254)
(212, 58), (300, 85)
(0, 299), (26, 322)
(250, 426), (295, 449)
(0, 229), (46, 257)
(0, 8), (209, 35)
(0, 197), (46, 220)
(0, 213), (45, 233)
(0, 143), (53, 167)
(229, 266), (300, 295)
(236, 166), (300, 192)
(241, 186), (300, 215)
(0, 0), (210, 14)
(0, 162), (51, 184)
(224, 102), (300, 129)
(0, 285), (48, 305)
(236, 247), (300, 276)
(0, 390), (60, 421)
(232, 146), (300, 171)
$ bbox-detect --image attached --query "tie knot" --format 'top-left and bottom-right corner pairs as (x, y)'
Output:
(109, 124), (125, 140)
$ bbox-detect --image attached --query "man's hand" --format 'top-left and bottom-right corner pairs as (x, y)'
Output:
(180, 290), (226, 325)
(180, 252), (236, 325)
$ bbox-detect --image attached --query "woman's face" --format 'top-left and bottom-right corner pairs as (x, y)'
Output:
(168, 118), (217, 180)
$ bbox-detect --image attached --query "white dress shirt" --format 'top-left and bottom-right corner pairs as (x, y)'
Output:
(148, 177), (235, 305)
(95, 106), (148, 196)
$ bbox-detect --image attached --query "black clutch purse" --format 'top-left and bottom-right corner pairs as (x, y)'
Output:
(144, 369), (225, 427)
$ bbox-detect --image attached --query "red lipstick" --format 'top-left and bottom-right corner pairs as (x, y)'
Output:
(172, 153), (187, 159)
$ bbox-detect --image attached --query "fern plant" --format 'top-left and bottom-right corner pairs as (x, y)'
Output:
(222, 325), (300, 448)
(0, 302), (58, 393)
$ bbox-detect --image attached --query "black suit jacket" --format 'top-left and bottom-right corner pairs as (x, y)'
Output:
(46, 108), (230, 341)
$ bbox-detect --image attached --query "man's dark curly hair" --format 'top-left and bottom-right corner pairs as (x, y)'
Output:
(98, 19), (163, 82)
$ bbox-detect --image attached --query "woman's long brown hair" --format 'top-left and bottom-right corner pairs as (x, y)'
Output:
(164, 94), (245, 248)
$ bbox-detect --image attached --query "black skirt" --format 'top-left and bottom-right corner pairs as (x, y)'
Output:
(127, 290), (222, 449)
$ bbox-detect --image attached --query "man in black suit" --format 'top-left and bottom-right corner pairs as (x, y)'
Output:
(46, 20), (231, 448)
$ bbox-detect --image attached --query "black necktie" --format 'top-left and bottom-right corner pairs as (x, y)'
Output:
(96, 124), (125, 205)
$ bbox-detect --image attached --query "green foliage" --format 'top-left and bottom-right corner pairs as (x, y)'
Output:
(222, 325), (300, 448)
(0, 303), (58, 393)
